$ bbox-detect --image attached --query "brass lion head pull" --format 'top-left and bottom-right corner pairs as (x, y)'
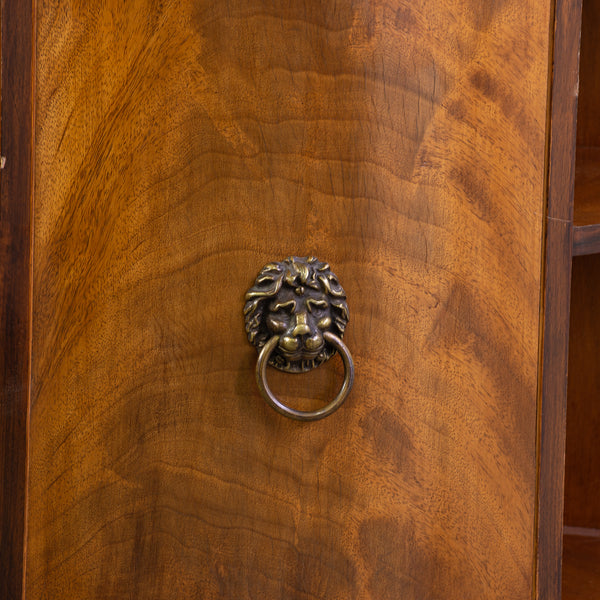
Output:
(244, 256), (354, 420)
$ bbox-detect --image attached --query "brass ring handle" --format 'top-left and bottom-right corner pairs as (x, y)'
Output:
(245, 256), (354, 420)
(256, 332), (354, 421)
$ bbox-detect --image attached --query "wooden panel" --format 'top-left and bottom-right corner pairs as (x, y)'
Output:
(0, 2), (34, 599)
(564, 254), (600, 529)
(573, 0), (600, 253)
(575, 0), (600, 148)
(572, 225), (600, 256)
(574, 147), (600, 227)
(28, 1), (552, 598)
(562, 530), (600, 599)
(573, 148), (600, 254)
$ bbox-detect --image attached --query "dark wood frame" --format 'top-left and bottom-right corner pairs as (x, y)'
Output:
(572, 224), (600, 255)
(536, 0), (583, 598)
(0, 1), (35, 598)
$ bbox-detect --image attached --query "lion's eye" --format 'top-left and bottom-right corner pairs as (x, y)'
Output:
(307, 299), (328, 315)
(271, 300), (295, 315)
(266, 315), (288, 333)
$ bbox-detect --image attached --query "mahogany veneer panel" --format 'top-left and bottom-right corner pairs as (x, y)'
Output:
(27, 1), (552, 598)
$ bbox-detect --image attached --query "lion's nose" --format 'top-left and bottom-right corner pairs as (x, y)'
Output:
(291, 313), (310, 337)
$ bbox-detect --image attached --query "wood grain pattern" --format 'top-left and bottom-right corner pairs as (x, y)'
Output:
(27, 1), (552, 598)
(564, 254), (600, 529)
(0, 2), (34, 599)
(536, 0), (582, 597)
(572, 225), (600, 256)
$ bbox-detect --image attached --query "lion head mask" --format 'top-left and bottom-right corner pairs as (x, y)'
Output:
(244, 256), (349, 373)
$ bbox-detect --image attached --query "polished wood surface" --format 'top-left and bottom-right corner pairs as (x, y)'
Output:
(562, 0), (600, 591)
(573, 0), (600, 235)
(562, 530), (600, 599)
(572, 224), (600, 256)
(564, 254), (600, 529)
(573, 146), (600, 254)
(0, 3), (34, 599)
(27, 1), (552, 598)
(575, 0), (600, 149)
(537, 0), (582, 596)
(574, 147), (600, 227)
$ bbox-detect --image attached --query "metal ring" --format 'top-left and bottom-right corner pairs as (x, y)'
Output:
(256, 332), (354, 421)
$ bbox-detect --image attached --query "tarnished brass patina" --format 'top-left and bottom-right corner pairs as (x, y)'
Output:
(244, 256), (354, 421)
(255, 331), (354, 421)
(244, 256), (349, 373)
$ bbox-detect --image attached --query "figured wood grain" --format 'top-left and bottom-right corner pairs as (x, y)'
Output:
(563, 254), (600, 529)
(28, 1), (552, 598)
(0, 3), (34, 599)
